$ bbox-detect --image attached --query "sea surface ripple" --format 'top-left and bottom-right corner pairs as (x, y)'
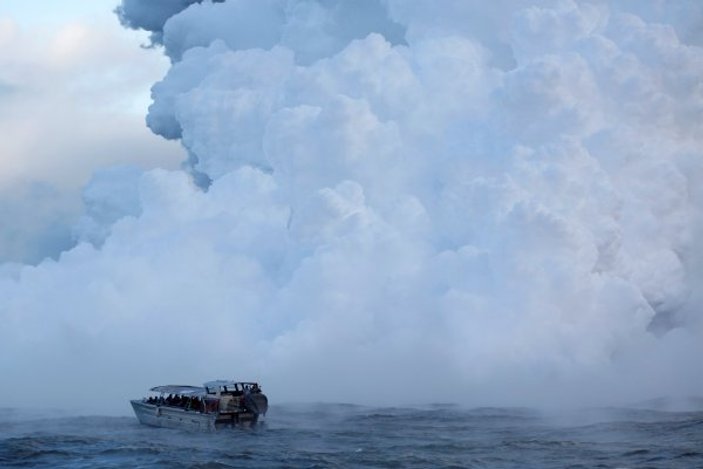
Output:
(1, 404), (702, 468)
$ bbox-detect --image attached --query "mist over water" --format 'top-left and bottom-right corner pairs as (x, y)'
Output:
(2, 0), (703, 412)
(1, 405), (702, 468)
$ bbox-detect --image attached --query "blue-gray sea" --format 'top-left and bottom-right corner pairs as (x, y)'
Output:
(1, 404), (702, 468)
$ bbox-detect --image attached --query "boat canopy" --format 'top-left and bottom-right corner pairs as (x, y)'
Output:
(150, 385), (206, 395)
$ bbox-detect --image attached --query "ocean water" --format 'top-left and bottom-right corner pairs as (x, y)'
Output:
(1, 404), (702, 468)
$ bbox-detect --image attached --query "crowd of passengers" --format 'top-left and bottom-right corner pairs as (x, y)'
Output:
(145, 384), (262, 412)
(146, 394), (217, 412)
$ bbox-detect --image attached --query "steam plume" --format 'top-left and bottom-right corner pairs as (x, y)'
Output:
(1, 0), (702, 412)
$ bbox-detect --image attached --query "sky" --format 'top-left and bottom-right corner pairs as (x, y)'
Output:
(0, 0), (182, 263)
(3, 0), (111, 26)
(1, 0), (703, 415)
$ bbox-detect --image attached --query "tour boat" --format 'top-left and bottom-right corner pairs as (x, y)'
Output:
(130, 380), (268, 431)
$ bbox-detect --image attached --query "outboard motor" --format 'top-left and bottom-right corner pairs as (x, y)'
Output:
(243, 391), (269, 416)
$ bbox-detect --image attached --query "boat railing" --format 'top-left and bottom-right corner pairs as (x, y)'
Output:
(143, 394), (220, 414)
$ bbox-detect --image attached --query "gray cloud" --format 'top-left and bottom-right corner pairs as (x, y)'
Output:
(115, 0), (225, 44)
(0, 182), (75, 264)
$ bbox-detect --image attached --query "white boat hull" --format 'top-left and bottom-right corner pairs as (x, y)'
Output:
(131, 400), (262, 431)
(131, 400), (218, 431)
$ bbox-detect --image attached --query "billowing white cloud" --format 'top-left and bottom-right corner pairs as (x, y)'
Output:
(118, 0), (406, 63)
(2, 0), (703, 412)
